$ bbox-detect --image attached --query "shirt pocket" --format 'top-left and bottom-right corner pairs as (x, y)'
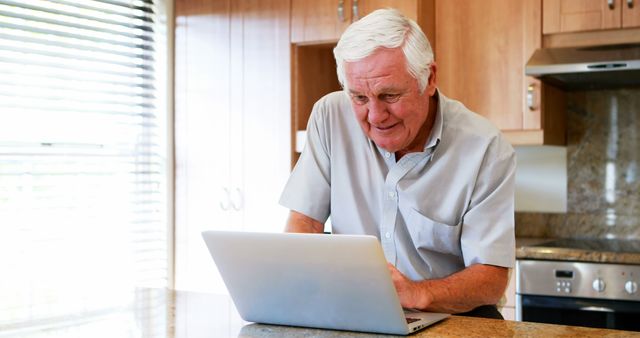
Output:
(405, 208), (462, 256)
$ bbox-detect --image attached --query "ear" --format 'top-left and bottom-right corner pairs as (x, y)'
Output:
(425, 62), (437, 97)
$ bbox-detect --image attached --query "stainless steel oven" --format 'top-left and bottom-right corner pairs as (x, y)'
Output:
(516, 259), (640, 331)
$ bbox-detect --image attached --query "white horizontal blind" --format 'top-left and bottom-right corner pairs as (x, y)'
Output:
(0, 0), (168, 334)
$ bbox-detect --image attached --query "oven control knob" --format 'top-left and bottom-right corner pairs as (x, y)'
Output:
(592, 278), (606, 292)
(625, 281), (638, 294)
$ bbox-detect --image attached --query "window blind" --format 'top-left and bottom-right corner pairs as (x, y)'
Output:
(0, 0), (168, 334)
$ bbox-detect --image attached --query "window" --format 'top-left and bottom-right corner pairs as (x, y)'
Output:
(0, 0), (169, 335)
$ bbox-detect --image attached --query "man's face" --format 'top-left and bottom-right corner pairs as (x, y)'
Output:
(344, 47), (437, 154)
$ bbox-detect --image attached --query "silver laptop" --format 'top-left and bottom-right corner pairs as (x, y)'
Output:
(202, 231), (449, 335)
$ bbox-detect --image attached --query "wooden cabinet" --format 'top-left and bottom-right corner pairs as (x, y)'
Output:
(291, 0), (432, 44)
(174, 0), (291, 293)
(543, 0), (640, 34)
(436, 0), (565, 145)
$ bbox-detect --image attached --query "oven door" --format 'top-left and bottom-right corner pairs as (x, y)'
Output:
(517, 294), (640, 331)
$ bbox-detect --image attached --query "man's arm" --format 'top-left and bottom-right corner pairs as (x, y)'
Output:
(388, 263), (508, 313)
(285, 210), (325, 233)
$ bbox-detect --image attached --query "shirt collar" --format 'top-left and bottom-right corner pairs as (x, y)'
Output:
(423, 89), (443, 151)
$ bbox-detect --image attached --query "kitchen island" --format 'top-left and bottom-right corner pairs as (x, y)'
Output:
(2, 288), (638, 338)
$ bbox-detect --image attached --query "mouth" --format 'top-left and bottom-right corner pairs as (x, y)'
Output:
(372, 123), (398, 132)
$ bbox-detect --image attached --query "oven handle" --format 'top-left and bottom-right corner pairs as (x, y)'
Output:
(580, 306), (615, 313)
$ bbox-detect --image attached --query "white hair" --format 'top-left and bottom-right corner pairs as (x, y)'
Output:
(333, 8), (434, 93)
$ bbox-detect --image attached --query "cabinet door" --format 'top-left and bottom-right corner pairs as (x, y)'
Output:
(236, 0), (292, 233)
(623, 0), (640, 27)
(174, 0), (233, 293)
(291, 0), (352, 43)
(543, 0), (621, 34)
(357, 0), (419, 21)
(436, 0), (542, 131)
(175, 0), (292, 293)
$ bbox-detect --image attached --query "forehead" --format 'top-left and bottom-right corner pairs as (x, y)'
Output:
(344, 48), (413, 93)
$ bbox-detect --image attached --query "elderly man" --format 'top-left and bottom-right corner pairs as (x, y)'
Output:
(279, 8), (515, 318)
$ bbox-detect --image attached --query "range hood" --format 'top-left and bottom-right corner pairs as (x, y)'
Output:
(525, 44), (640, 90)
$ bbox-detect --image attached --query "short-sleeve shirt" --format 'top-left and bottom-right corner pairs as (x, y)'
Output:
(279, 90), (516, 280)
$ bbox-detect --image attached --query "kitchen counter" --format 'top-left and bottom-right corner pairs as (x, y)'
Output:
(3, 288), (638, 338)
(516, 237), (640, 264)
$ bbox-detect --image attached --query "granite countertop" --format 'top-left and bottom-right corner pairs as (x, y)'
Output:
(516, 237), (640, 264)
(4, 288), (636, 338)
(239, 316), (639, 338)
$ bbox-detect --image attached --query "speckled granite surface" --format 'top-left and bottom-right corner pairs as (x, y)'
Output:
(517, 245), (640, 264)
(239, 316), (640, 338)
(515, 88), (640, 240)
(516, 237), (640, 264)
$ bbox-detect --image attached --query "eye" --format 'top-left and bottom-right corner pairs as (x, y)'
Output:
(351, 95), (369, 105)
(380, 94), (400, 103)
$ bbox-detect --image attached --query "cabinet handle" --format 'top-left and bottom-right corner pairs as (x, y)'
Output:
(608, 0), (615, 9)
(527, 83), (539, 111)
(219, 187), (231, 211)
(230, 187), (243, 211)
(628, 0), (634, 8)
(338, 0), (346, 22)
(352, 0), (360, 21)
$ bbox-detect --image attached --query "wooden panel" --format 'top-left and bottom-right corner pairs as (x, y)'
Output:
(416, 0), (436, 52)
(541, 84), (566, 145)
(291, 0), (351, 43)
(623, 0), (640, 28)
(505, 85), (566, 146)
(358, 0), (419, 21)
(523, 0), (543, 130)
(543, 0), (621, 34)
(543, 26), (640, 46)
(436, 0), (541, 131)
(543, 0), (562, 33)
(291, 44), (341, 166)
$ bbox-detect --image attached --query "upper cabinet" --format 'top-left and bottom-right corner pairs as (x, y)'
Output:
(291, 0), (434, 44)
(543, 0), (640, 34)
(436, 0), (565, 145)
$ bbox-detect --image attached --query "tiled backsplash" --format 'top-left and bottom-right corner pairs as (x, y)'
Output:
(516, 88), (640, 239)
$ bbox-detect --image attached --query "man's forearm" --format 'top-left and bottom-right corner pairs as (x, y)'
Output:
(418, 264), (508, 313)
(284, 210), (324, 233)
(390, 263), (508, 313)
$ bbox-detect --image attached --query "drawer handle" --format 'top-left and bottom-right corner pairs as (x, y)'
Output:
(628, 0), (634, 8)
(338, 0), (346, 22)
(352, 0), (359, 21)
(608, 0), (615, 9)
(527, 83), (539, 111)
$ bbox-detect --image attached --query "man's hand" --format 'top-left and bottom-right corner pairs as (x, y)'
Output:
(387, 263), (509, 313)
(387, 263), (433, 309)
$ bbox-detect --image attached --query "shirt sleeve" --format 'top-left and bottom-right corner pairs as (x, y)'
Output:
(460, 134), (516, 269)
(278, 99), (332, 224)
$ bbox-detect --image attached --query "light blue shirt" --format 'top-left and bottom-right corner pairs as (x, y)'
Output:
(279, 90), (516, 280)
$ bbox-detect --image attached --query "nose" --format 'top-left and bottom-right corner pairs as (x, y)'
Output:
(367, 99), (388, 125)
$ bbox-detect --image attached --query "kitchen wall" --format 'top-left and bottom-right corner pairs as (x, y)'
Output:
(516, 88), (640, 239)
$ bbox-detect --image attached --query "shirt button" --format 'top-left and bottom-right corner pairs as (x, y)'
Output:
(385, 232), (391, 239)
(385, 152), (391, 158)
(388, 191), (396, 199)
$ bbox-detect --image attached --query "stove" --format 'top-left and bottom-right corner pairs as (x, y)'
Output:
(516, 238), (640, 331)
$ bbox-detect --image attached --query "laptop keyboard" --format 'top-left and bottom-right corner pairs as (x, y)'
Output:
(406, 317), (420, 324)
